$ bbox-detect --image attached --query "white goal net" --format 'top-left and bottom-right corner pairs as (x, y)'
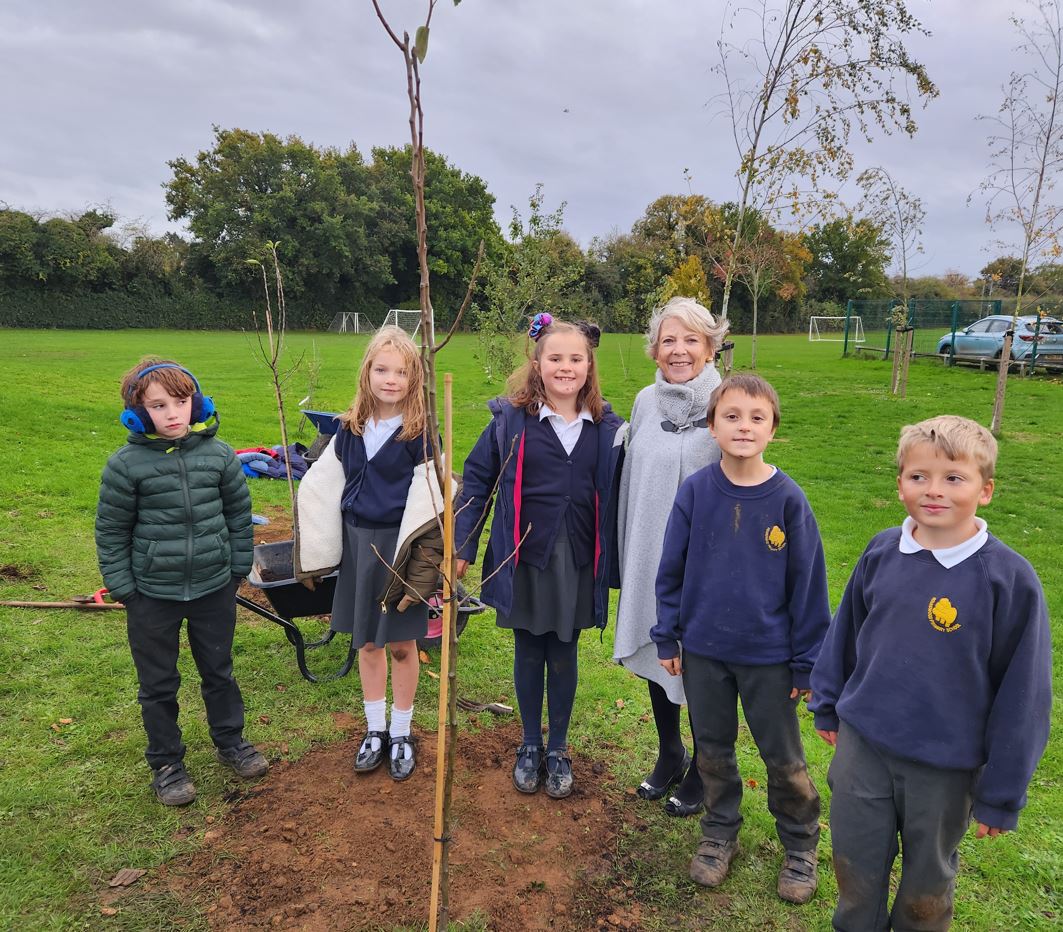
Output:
(380, 309), (423, 337)
(327, 312), (376, 333)
(809, 316), (865, 343)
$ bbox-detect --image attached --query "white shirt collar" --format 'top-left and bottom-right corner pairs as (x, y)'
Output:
(370, 413), (403, 431)
(899, 516), (989, 568)
(539, 404), (592, 424)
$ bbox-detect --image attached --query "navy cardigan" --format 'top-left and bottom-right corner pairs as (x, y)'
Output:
(455, 397), (626, 627)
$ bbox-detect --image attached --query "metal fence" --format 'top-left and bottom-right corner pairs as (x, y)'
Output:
(844, 299), (1007, 358)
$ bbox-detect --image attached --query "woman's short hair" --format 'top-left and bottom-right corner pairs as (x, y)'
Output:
(645, 296), (729, 360)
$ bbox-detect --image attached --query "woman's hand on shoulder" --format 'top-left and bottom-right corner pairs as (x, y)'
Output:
(456, 558), (469, 579)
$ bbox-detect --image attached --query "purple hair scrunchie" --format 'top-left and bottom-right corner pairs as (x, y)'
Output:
(528, 312), (553, 342)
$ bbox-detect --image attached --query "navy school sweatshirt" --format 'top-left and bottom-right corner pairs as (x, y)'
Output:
(810, 528), (1051, 830)
(651, 462), (831, 689)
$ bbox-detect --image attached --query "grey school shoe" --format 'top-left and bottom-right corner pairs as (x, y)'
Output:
(216, 741), (269, 779)
(544, 749), (574, 799)
(777, 850), (818, 904)
(689, 837), (739, 887)
(152, 762), (197, 806)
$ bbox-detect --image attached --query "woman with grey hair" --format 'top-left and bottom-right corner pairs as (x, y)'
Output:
(614, 295), (729, 817)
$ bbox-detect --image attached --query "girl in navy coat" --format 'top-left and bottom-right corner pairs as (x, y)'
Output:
(456, 316), (626, 799)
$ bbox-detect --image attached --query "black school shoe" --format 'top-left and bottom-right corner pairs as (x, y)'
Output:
(216, 741), (269, 779)
(152, 762), (197, 806)
(354, 731), (389, 772)
(512, 744), (544, 794)
(544, 749), (574, 799)
(388, 735), (417, 782)
(637, 749), (692, 801)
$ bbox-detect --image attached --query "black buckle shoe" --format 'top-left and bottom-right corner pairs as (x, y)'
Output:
(354, 731), (389, 772)
(637, 749), (692, 800)
(512, 744), (544, 794)
(388, 735), (417, 781)
(544, 749), (573, 799)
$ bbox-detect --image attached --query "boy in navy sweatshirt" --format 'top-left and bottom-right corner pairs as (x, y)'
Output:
(652, 374), (830, 904)
(810, 415), (1051, 931)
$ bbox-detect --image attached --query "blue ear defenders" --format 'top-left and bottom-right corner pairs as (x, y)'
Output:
(120, 364), (216, 433)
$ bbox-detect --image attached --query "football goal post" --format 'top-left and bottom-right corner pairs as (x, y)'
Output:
(327, 312), (376, 333)
(809, 316), (865, 343)
(380, 309), (423, 337)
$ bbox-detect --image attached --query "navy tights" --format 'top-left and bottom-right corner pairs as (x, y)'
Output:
(512, 628), (581, 751)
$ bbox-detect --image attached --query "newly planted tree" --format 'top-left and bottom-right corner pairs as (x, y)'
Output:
(712, 0), (937, 319)
(978, 0), (1063, 432)
(858, 167), (925, 395)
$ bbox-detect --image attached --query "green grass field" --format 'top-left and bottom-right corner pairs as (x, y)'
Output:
(0, 329), (1059, 930)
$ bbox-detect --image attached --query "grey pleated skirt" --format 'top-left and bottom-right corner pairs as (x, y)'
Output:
(329, 516), (428, 648)
(496, 531), (595, 642)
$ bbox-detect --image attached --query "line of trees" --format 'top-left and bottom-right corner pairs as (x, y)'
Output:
(3, 125), (1051, 335)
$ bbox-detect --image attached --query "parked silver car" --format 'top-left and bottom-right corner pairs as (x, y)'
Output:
(936, 314), (1063, 361)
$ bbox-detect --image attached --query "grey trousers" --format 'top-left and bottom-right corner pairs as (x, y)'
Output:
(828, 722), (977, 932)
(682, 654), (820, 852)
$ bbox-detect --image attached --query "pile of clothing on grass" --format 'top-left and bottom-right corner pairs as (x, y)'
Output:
(236, 443), (310, 481)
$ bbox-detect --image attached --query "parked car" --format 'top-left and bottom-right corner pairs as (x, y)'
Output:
(936, 315), (1063, 361)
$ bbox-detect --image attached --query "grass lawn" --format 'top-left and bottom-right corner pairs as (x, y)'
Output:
(0, 328), (1059, 930)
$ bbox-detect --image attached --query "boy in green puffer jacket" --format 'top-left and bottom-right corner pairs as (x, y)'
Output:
(95, 356), (268, 806)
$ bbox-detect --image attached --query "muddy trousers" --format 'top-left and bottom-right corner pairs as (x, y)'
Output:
(125, 581), (246, 770)
(682, 654), (820, 852)
(513, 629), (581, 752)
(828, 723), (976, 932)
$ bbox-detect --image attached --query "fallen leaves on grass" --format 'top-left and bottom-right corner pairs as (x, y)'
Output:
(418, 650), (431, 664)
(108, 868), (145, 888)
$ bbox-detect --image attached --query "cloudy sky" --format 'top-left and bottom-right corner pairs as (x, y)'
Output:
(0, 0), (1040, 277)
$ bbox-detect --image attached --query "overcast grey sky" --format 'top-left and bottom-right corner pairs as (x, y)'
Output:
(0, 1), (1038, 277)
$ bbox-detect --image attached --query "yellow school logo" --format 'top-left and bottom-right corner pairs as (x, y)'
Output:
(928, 597), (961, 633)
(765, 525), (786, 551)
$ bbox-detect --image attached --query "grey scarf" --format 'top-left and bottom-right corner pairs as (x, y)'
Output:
(654, 364), (721, 428)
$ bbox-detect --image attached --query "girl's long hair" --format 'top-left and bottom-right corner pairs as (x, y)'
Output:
(507, 320), (605, 421)
(338, 326), (426, 440)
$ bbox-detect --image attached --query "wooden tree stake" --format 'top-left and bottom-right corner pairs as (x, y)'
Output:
(429, 374), (458, 931)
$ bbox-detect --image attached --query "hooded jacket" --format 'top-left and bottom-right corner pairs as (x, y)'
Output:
(95, 419), (253, 603)
(454, 397), (626, 627)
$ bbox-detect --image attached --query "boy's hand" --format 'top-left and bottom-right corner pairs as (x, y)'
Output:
(790, 687), (811, 702)
(659, 657), (682, 676)
(396, 594), (417, 613)
(456, 559), (469, 579)
(974, 823), (1007, 839)
(815, 729), (838, 746)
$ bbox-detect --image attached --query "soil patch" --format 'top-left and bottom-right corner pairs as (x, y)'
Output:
(0, 563), (35, 582)
(150, 723), (628, 930)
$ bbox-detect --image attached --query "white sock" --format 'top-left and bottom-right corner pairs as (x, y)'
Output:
(389, 705), (414, 759)
(364, 698), (386, 752)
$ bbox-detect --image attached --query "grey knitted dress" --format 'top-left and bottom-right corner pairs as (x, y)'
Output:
(613, 366), (721, 703)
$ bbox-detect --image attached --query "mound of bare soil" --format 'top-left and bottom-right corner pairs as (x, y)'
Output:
(150, 723), (639, 930)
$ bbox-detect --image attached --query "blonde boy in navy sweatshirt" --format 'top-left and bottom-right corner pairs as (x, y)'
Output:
(811, 415), (1051, 931)
(652, 374), (830, 905)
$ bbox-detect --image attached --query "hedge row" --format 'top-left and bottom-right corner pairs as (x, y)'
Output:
(0, 287), (336, 331)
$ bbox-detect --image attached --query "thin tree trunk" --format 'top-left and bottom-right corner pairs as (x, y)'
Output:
(898, 328), (914, 399)
(991, 332), (1014, 434)
(750, 292), (759, 369)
